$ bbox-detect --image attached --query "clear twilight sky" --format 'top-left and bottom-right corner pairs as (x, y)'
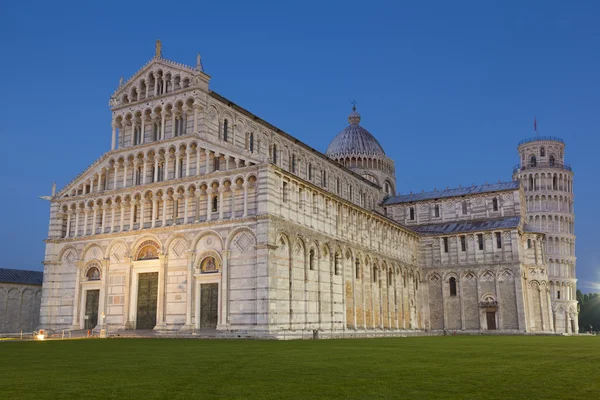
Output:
(1, 1), (598, 292)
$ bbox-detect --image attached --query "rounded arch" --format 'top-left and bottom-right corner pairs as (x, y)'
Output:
(131, 234), (163, 256)
(191, 229), (224, 251)
(82, 243), (105, 262)
(225, 227), (257, 251)
(104, 239), (130, 261)
(58, 245), (80, 263)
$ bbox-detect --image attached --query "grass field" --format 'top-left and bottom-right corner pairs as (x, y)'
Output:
(0, 336), (598, 399)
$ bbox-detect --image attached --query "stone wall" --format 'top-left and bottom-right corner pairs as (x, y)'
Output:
(0, 283), (42, 333)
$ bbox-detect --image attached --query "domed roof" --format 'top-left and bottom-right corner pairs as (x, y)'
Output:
(325, 107), (386, 158)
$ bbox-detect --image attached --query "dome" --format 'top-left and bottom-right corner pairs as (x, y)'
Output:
(325, 107), (385, 158)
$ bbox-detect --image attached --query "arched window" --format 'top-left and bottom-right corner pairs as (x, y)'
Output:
(549, 155), (555, 166)
(153, 122), (159, 141)
(409, 207), (415, 220)
(462, 200), (468, 215)
(334, 253), (341, 276)
(529, 176), (534, 190)
(322, 170), (327, 187)
(282, 181), (288, 203)
(492, 197), (498, 211)
(527, 239), (532, 249)
(388, 270), (393, 286)
(434, 205), (440, 218)
(373, 267), (377, 283)
(213, 156), (220, 171)
(540, 147), (545, 157)
(86, 266), (101, 281)
(309, 249), (315, 271)
(223, 119), (229, 142)
(449, 277), (457, 296)
(249, 132), (254, 153)
(308, 163), (313, 180)
(530, 155), (537, 167)
(291, 154), (296, 173)
(212, 195), (218, 212)
(272, 144), (278, 164)
(553, 176), (557, 190)
(355, 260), (360, 279)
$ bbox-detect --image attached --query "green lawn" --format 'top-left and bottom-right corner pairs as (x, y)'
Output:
(0, 336), (598, 399)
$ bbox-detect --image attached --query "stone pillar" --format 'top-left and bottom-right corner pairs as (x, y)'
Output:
(101, 206), (107, 234)
(73, 210), (80, 238)
(195, 191), (202, 222)
(139, 200), (145, 230)
(162, 195), (168, 227)
(183, 193), (190, 224)
(71, 262), (83, 329)
(185, 149), (191, 177)
(205, 149), (210, 173)
(110, 204), (116, 233)
(155, 254), (167, 331)
(113, 164), (118, 190)
(175, 152), (181, 179)
(119, 203), (125, 232)
(111, 123), (117, 150)
(142, 159), (148, 185)
(196, 147), (202, 175)
(221, 250), (230, 327)
(181, 251), (196, 331)
(100, 259), (110, 330)
(129, 201), (136, 230)
(97, 172), (102, 192)
(151, 199), (158, 228)
(193, 104), (199, 134)
(243, 183), (248, 217)
(546, 288), (554, 332)
(195, 280), (201, 330)
(218, 187), (224, 220)
(154, 157), (159, 183)
(122, 162), (128, 188)
(83, 209), (89, 236)
(206, 191), (212, 221)
(230, 186), (236, 219)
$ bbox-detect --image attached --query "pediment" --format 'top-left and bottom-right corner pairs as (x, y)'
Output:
(110, 57), (209, 109)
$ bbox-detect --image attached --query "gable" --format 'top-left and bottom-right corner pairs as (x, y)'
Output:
(110, 58), (205, 109)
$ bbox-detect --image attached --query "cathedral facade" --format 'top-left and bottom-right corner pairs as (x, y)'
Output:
(39, 46), (578, 336)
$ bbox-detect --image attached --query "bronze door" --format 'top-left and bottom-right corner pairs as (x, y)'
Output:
(200, 283), (219, 328)
(486, 311), (497, 330)
(84, 290), (100, 330)
(136, 272), (158, 329)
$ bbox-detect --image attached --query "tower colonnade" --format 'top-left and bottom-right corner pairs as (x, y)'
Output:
(513, 137), (577, 333)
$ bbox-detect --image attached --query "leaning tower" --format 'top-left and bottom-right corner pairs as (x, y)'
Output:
(513, 136), (578, 333)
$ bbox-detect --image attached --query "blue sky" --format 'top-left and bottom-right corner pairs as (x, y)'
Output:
(1, 1), (598, 292)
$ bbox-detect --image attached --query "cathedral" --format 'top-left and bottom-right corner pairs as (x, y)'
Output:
(39, 43), (578, 337)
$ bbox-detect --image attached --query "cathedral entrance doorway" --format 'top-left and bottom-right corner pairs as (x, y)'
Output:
(84, 289), (99, 330)
(200, 283), (219, 328)
(136, 272), (158, 329)
(486, 311), (497, 330)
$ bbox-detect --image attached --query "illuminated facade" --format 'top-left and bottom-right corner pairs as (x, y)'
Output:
(39, 44), (576, 336)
